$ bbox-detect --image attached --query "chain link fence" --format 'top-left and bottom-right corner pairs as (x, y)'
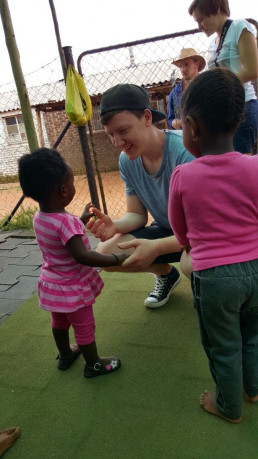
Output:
(0, 23), (257, 227)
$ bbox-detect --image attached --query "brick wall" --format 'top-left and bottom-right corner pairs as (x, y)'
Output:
(43, 110), (120, 175)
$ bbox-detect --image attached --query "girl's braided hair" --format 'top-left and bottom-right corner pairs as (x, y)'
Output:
(180, 67), (245, 135)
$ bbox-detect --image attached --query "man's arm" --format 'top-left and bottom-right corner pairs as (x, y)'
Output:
(116, 194), (148, 232)
(117, 235), (182, 271)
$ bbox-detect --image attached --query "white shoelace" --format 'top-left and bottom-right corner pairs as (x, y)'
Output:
(150, 276), (167, 297)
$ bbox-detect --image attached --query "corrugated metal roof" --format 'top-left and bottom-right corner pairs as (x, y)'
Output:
(84, 59), (181, 95)
(0, 59), (181, 113)
(0, 81), (65, 113)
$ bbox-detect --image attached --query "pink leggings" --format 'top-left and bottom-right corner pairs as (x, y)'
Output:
(51, 305), (95, 345)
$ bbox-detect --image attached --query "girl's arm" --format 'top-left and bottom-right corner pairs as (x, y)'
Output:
(66, 235), (127, 267)
(168, 168), (189, 247)
(237, 29), (258, 83)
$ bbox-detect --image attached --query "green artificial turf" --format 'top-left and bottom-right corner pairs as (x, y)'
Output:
(1, 266), (257, 458)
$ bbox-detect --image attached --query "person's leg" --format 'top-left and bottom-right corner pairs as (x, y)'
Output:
(68, 306), (121, 378)
(0, 427), (20, 456)
(97, 225), (182, 308)
(191, 264), (249, 422)
(51, 312), (81, 370)
(240, 260), (258, 402)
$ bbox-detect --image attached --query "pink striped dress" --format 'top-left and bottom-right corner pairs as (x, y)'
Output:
(33, 211), (104, 313)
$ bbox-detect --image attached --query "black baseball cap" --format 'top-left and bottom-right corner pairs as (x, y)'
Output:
(100, 84), (167, 123)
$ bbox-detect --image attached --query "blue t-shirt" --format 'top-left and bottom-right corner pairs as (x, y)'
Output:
(119, 130), (194, 229)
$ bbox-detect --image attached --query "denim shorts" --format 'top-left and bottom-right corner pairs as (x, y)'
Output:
(129, 221), (181, 264)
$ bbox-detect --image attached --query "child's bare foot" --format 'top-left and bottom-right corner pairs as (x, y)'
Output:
(244, 393), (258, 403)
(200, 390), (242, 424)
(0, 427), (20, 456)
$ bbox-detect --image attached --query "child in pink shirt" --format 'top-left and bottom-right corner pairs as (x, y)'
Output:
(169, 68), (258, 423)
(18, 148), (126, 378)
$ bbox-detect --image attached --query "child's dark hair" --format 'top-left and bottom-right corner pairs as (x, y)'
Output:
(188, 0), (230, 17)
(18, 148), (68, 202)
(180, 68), (245, 135)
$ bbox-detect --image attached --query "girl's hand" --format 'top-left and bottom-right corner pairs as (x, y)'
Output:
(86, 207), (117, 241)
(80, 202), (95, 225)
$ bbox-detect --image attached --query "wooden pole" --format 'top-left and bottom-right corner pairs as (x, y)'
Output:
(0, 0), (39, 151)
(0, 0), (39, 227)
(35, 110), (45, 147)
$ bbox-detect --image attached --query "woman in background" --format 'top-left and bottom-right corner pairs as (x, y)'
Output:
(188, 0), (258, 154)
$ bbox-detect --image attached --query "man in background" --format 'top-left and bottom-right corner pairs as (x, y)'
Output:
(168, 48), (206, 129)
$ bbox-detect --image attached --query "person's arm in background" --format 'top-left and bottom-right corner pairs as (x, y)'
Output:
(87, 194), (148, 242)
(167, 90), (175, 129)
(168, 84), (182, 130)
(237, 29), (258, 84)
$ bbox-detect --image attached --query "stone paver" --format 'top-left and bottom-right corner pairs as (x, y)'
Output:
(0, 230), (98, 325)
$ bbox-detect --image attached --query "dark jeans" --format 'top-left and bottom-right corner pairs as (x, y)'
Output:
(129, 221), (181, 264)
(233, 99), (258, 154)
(191, 259), (258, 419)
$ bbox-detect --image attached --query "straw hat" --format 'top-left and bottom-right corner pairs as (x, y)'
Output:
(172, 48), (206, 72)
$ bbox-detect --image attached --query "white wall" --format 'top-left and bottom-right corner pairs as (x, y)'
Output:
(0, 109), (49, 178)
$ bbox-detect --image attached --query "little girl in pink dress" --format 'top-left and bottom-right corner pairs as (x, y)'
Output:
(18, 147), (126, 378)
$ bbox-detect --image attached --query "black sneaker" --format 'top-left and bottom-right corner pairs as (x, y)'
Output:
(144, 267), (181, 309)
(84, 356), (121, 378)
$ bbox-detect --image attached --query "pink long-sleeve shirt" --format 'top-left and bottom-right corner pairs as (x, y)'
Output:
(169, 152), (258, 271)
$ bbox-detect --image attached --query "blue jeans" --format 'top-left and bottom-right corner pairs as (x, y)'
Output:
(233, 99), (258, 154)
(191, 260), (258, 419)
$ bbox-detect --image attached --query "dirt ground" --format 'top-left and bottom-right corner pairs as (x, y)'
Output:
(0, 171), (127, 222)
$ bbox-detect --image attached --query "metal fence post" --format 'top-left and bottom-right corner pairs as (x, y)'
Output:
(63, 46), (100, 209)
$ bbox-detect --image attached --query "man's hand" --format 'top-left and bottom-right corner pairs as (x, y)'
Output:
(172, 119), (182, 130)
(117, 239), (159, 271)
(86, 207), (117, 242)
